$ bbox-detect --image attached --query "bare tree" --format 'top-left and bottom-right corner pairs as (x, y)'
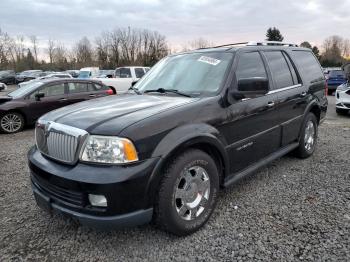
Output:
(74, 36), (94, 68)
(321, 35), (345, 66)
(47, 39), (55, 65)
(29, 35), (38, 62)
(52, 42), (68, 70)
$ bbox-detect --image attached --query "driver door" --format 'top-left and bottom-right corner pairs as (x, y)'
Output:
(223, 51), (281, 173)
(27, 82), (68, 121)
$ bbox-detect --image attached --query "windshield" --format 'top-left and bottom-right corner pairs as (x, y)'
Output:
(78, 71), (91, 78)
(135, 52), (233, 96)
(8, 81), (43, 98)
(329, 70), (345, 78)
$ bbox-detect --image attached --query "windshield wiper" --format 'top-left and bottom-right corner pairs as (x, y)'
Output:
(128, 86), (141, 95)
(144, 88), (192, 97)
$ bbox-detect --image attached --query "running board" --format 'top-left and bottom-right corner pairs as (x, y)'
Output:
(223, 142), (299, 188)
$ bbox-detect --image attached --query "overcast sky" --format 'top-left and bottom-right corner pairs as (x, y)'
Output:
(0, 0), (349, 50)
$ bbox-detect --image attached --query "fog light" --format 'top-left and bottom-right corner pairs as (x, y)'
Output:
(88, 194), (107, 207)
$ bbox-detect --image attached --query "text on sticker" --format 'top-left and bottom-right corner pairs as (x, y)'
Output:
(198, 56), (221, 66)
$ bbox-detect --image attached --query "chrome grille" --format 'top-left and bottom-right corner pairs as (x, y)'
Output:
(35, 121), (88, 164)
(46, 132), (79, 163)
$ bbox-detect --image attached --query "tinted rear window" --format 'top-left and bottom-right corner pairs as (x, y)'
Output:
(291, 51), (324, 83)
(264, 51), (294, 90)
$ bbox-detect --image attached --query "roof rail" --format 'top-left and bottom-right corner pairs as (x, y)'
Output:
(247, 41), (298, 47)
(197, 42), (249, 49)
(197, 41), (299, 50)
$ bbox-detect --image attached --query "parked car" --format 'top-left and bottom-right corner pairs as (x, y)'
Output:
(0, 70), (16, 85)
(335, 63), (350, 115)
(0, 82), (7, 91)
(0, 79), (114, 133)
(326, 69), (347, 95)
(18, 73), (73, 88)
(28, 41), (327, 236)
(96, 70), (115, 78)
(15, 70), (44, 83)
(65, 70), (80, 78)
(78, 67), (99, 78)
(95, 66), (150, 93)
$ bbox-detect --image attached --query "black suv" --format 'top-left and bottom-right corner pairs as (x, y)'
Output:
(28, 42), (327, 235)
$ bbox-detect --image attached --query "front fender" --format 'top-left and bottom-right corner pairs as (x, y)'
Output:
(144, 124), (229, 205)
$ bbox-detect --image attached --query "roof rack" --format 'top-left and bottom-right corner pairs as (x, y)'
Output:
(247, 41), (298, 47)
(198, 41), (298, 50)
(197, 42), (249, 49)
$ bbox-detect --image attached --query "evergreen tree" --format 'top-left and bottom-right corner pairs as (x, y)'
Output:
(312, 46), (320, 60)
(300, 41), (312, 49)
(266, 27), (284, 42)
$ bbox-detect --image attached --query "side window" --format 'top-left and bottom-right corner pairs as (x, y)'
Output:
(115, 68), (131, 78)
(94, 83), (108, 90)
(282, 52), (300, 84)
(30, 83), (65, 98)
(236, 52), (267, 81)
(264, 51), (294, 90)
(68, 82), (88, 94)
(135, 68), (145, 78)
(291, 51), (324, 83)
(115, 69), (121, 78)
(87, 83), (95, 91)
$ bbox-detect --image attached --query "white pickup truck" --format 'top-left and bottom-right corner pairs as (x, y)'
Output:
(95, 66), (150, 94)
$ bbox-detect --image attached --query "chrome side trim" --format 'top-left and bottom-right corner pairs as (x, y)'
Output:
(267, 84), (302, 95)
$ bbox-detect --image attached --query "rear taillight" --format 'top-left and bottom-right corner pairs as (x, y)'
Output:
(325, 81), (328, 96)
(106, 89), (114, 95)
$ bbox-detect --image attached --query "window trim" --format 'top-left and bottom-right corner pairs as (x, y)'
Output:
(267, 84), (302, 94)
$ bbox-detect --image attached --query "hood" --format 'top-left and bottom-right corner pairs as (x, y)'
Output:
(0, 95), (12, 104)
(41, 94), (198, 135)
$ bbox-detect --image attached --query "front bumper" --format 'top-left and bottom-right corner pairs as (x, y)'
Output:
(335, 89), (350, 109)
(32, 183), (153, 229)
(28, 146), (159, 229)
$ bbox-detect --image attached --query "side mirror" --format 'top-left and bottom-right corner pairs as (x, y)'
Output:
(35, 93), (45, 101)
(233, 77), (269, 99)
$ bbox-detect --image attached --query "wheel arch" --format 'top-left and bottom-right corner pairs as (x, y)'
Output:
(0, 109), (27, 125)
(298, 101), (321, 139)
(145, 130), (229, 207)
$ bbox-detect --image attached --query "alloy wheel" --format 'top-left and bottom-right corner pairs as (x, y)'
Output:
(174, 166), (210, 221)
(0, 114), (23, 133)
(304, 120), (315, 152)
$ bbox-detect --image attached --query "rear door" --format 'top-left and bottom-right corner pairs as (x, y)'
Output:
(225, 51), (280, 173)
(66, 81), (107, 105)
(262, 50), (306, 146)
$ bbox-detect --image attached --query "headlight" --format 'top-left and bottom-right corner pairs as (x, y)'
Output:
(80, 135), (138, 164)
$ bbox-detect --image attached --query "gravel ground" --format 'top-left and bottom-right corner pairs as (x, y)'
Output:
(0, 89), (349, 261)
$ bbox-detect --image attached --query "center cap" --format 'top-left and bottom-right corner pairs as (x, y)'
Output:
(186, 183), (199, 202)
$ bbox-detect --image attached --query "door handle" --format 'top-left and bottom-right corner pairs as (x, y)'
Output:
(89, 94), (96, 97)
(267, 101), (275, 107)
(300, 91), (307, 97)
(59, 98), (67, 101)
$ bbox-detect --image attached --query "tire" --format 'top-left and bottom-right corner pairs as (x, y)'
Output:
(336, 108), (349, 115)
(294, 113), (318, 159)
(0, 112), (25, 134)
(154, 149), (220, 236)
